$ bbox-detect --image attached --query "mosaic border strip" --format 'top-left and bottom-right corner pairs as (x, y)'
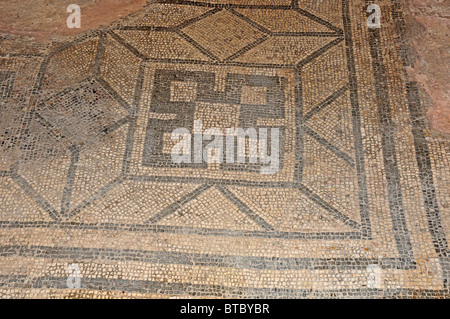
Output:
(0, 0), (447, 297)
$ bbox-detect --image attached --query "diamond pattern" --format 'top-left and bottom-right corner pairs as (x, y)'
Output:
(182, 9), (266, 61)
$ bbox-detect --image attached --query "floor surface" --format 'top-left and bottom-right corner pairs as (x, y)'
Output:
(0, 0), (449, 298)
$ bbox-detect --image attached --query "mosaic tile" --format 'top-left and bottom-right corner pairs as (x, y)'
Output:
(138, 4), (212, 28)
(114, 30), (211, 61)
(0, 0), (448, 299)
(182, 9), (266, 61)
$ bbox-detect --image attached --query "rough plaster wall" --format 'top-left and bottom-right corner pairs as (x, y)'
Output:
(403, 0), (449, 134)
(0, 0), (147, 40)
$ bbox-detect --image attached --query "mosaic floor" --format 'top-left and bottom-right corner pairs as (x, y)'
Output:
(0, 0), (449, 298)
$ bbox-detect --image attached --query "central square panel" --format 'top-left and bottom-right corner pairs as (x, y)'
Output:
(130, 63), (297, 184)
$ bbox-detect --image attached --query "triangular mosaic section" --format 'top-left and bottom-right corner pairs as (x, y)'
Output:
(101, 34), (141, 106)
(114, 30), (211, 61)
(233, 36), (336, 65)
(138, 3), (213, 27)
(235, 8), (333, 33)
(302, 136), (361, 223)
(156, 186), (264, 232)
(74, 181), (200, 224)
(228, 186), (356, 233)
(302, 42), (348, 113)
(17, 119), (71, 213)
(298, 0), (343, 28)
(306, 91), (355, 159)
(18, 150), (71, 214)
(69, 124), (129, 211)
(0, 177), (54, 222)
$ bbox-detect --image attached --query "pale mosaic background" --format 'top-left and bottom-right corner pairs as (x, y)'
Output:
(0, 0), (448, 298)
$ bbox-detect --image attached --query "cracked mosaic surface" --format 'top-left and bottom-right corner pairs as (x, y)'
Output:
(0, 0), (449, 299)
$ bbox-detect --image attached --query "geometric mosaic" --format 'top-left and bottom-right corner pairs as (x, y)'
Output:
(0, 0), (448, 298)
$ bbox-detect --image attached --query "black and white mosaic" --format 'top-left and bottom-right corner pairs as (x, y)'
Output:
(0, 0), (448, 298)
